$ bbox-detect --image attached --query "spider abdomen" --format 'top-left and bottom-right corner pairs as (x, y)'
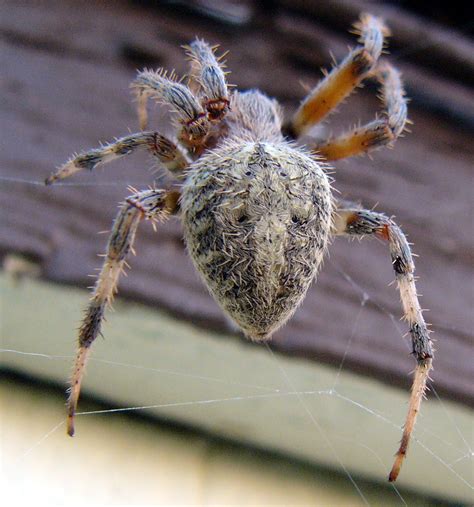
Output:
(181, 141), (332, 340)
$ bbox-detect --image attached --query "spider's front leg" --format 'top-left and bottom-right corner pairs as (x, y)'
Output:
(66, 188), (180, 436)
(132, 70), (209, 150)
(185, 38), (230, 122)
(131, 40), (230, 152)
(333, 204), (433, 482)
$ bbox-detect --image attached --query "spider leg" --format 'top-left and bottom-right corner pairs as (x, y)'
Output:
(66, 188), (180, 436)
(45, 132), (189, 185)
(333, 205), (433, 482)
(131, 70), (208, 149)
(185, 39), (230, 122)
(312, 63), (407, 160)
(284, 13), (388, 139)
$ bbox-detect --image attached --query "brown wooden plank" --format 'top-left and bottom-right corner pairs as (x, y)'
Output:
(1, 0), (473, 405)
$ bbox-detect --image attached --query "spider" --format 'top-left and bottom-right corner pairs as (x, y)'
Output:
(45, 13), (433, 482)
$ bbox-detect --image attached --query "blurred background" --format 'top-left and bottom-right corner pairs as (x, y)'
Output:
(1, 0), (473, 505)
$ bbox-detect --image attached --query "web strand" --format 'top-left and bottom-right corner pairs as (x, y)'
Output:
(0, 348), (281, 393)
(264, 343), (370, 506)
(0, 175), (150, 187)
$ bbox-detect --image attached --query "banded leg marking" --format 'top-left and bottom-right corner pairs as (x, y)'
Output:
(333, 206), (433, 482)
(66, 188), (180, 436)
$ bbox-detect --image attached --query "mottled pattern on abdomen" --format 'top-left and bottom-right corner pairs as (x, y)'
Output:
(181, 140), (332, 339)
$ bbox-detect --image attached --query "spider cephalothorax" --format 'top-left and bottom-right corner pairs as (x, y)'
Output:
(46, 14), (433, 482)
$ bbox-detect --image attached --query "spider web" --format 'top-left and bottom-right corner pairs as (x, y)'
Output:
(1, 174), (472, 506)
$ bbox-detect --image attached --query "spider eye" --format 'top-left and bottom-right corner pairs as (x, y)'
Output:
(237, 214), (248, 223)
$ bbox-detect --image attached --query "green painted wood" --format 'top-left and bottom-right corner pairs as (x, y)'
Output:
(2, 380), (453, 506)
(1, 274), (472, 502)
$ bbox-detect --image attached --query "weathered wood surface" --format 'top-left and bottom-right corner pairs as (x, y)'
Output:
(1, 0), (473, 405)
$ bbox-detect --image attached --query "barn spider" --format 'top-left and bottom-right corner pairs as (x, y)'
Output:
(46, 14), (433, 482)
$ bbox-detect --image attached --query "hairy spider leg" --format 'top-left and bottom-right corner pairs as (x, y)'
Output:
(66, 189), (180, 436)
(312, 62), (407, 160)
(284, 13), (387, 139)
(132, 70), (208, 149)
(185, 38), (230, 122)
(333, 205), (433, 482)
(45, 132), (189, 185)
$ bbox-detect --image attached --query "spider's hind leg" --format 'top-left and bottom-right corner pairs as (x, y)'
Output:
(312, 63), (407, 160)
(333, 203), (433, 482)
(66, 188), (180, 437)
(284, 13), (388, 139)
